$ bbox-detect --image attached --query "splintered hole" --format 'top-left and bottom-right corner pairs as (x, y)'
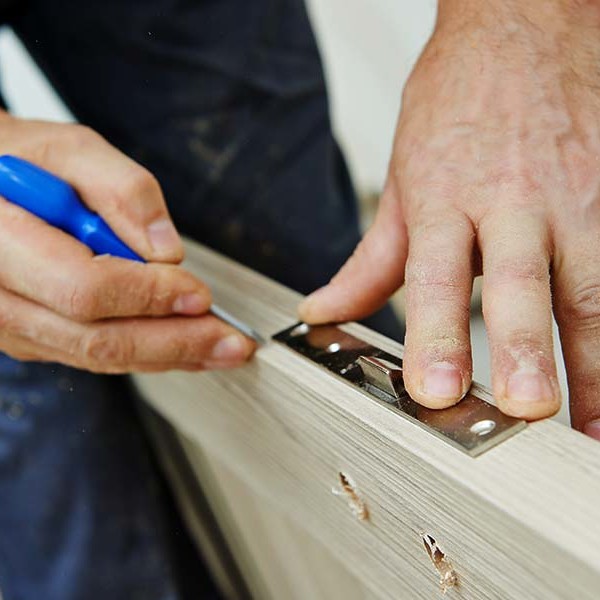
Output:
(332, 472), (369, 521)
(422, 534), (458, 594)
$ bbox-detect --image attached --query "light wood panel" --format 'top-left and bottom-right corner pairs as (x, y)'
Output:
(135, 241), (600, 599)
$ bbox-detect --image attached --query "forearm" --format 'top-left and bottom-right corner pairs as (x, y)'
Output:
(435, 0), (600, 61)
(426, 0), (600, 112)
(437, 0), (600, 27)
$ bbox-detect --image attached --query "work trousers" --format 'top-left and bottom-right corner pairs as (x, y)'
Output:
(0, 1), (403, 598)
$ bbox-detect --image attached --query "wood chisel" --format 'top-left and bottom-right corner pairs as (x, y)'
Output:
(0, 154), (264, 344)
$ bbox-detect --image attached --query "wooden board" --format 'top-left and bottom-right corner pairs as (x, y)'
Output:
(134, 241), (600, 599)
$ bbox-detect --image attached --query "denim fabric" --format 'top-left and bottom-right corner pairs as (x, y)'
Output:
(0, 362), (217, 600)
(0, 0), (405, 598)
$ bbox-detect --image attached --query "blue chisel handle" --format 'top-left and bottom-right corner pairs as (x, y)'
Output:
(0, 155), (143, 262)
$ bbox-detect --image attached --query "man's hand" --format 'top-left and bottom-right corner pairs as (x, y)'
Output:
(299, 0), (600, 437)
(0, 114), (255, 372)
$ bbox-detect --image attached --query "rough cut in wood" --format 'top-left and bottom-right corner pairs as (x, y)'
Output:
(135, 241), (600, 600)
(422, 533), (458, 594)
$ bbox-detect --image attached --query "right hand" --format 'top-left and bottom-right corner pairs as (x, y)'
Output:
(0, 114), (255, 372)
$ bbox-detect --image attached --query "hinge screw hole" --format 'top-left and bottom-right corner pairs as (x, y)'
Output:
(470, 419), (496, 436)
(290, 323), (310, 337)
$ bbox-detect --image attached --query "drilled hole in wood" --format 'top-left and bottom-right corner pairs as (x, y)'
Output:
(422, 533), (458, 594)
(332, 472), (369, 521)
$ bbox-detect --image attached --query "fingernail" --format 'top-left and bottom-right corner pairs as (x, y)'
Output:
(584, 419), (600, 441)
(211, 335), (248, 361)
(421, 362), (464, 400)
(147, 218), (181, 257)
(173, 293), (206, 315)
(506, 369), (554, 403)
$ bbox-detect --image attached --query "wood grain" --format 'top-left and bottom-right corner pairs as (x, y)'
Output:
(178, 438), (368, 600)
(135, 241), (600, 599)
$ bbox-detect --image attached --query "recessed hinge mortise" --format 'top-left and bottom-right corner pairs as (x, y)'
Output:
(273, 323), (525, 457)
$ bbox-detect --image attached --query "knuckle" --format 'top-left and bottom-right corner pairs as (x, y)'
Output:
(135, 272), (160, 313)
(110, 166), (162, 218)
(494, 330), (556, 373)
(563, 151), (598, 194)
(503, 329), (546, 354)
(111, 267), (159, 315)
(487, 257), (549, 287)
(162, 335), (195, 363)
(56, 273), (109, 321)
(484, 165), (543, 197)
(64, 285), (100, 321)
(561, 279), (600, 328)
(80, 328), (134, 368)
(405, 258), (461, 290)
(120, 166), (160, 201)
(169, 322), (220, 363)
(66, 124), (101, 148)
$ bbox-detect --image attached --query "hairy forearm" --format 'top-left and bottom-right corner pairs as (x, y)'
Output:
(436, 0), (600, 48)
(432, 0), (600, 90)
(437, 0), (600, 27)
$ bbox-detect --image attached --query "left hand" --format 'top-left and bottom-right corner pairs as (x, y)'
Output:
(299, 0), (600, 439)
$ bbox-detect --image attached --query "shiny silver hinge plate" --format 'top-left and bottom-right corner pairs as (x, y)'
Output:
(273, 323), (526, 457)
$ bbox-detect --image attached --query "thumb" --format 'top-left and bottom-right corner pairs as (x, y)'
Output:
(299, 184), (408, 323)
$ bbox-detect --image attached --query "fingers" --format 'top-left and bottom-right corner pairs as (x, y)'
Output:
(402, 210), (474, 408)
(77, 315), (255, 373)
(11, 120), (183, 262)
(0, 287), (255, 373)
(0, 198), (211, 320)
(479, 210), (560, 420)
(298, 185), (408, 323)
(553, 236), (600, 437)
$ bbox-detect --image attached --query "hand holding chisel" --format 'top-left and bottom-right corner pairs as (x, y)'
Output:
(0, 143), (256, 372)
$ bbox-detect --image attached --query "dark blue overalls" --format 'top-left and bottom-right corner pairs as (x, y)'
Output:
(0, 1), (403, 598)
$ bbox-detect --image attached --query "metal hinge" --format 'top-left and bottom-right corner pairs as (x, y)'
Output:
(273, 323), (525, 457)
